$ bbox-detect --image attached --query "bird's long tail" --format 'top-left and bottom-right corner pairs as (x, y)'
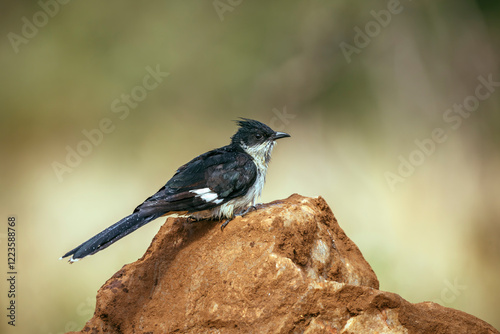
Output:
(60, 212), (162, 263)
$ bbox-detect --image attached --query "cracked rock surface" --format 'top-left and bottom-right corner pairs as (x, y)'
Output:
(69, 194), (498, 334)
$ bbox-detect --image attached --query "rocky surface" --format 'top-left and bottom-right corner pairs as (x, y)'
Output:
(69, 194), (499, 334)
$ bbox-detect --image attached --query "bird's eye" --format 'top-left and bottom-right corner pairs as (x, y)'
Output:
(255, 133), (262, 139)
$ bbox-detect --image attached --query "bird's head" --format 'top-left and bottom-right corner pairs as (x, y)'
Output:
(231, 118), (290, 165)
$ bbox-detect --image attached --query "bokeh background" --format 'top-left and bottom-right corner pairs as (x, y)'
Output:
(1, 0), (499, 332)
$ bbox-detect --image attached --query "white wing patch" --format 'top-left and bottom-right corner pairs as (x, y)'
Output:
(190, 188), (223, 204)
(200, 192), (217, 202)
(190, 188), (212, 195)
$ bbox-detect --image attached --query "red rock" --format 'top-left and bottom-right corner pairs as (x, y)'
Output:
(68, 194), (499, 334)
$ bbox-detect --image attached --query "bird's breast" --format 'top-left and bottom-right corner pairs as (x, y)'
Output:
(212, 166), (267, 220)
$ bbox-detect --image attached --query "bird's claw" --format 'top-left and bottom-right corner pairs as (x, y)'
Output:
(246, 205), (258, 213)
(220, 205), (260, 231)
(221, 219), (230, 231)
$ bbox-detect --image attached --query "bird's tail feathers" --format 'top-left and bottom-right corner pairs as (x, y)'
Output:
(60, 212), (161, 263)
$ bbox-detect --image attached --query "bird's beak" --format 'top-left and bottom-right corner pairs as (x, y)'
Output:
(273, 131), (291, 140)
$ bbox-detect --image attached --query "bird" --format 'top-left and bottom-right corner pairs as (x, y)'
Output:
(60, 118), (290, 263)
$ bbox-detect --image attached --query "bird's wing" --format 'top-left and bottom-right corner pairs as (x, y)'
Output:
(134, 147), (257, 216)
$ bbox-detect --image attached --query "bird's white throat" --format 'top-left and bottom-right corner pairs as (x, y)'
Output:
(240, 140), (276, 171)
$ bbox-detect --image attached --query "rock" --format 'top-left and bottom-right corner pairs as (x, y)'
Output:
(69, 194), (498, 334)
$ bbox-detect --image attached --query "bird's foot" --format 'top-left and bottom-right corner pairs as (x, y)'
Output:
(220, 205), (261, 231)
(221, 219), (231, 231)
(238, 205), (257, 216)
(253, 203), (265, 209)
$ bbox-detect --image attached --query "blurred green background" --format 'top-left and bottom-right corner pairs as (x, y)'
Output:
(1, 0), (499, 332)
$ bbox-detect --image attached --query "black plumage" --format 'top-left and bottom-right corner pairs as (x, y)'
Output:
(60, 118), (290, 262)
(134, 146), (257, 216)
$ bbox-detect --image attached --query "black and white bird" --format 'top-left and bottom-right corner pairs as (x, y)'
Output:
(60, 118), (290, 263)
